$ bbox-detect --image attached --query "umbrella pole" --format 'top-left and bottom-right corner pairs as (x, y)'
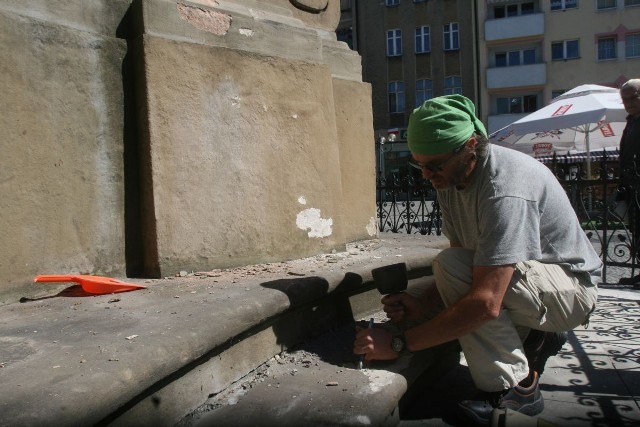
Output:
(585, 129), (594, 217)
(586, 129), (591, 178)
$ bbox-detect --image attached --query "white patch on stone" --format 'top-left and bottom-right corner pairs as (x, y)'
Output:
(355, 415), (371, 425)
(366, 217), (378, 236)
(361, 369), (397, 393)
(298, 196), (307, 205)
(231, 95), (241, 107)
(239, 28), (254, 37)
(296, 208), (332, 238)
(292, 114), (298, 119)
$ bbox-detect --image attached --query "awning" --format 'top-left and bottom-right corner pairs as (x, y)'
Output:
(535, 148), (620, 164)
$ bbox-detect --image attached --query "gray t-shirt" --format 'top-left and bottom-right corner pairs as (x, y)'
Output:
(438, 144), (602, 278)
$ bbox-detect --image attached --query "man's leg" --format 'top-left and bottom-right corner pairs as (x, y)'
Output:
(432, 248), (529, 392)
(504, 260), (597, 333)
(432, 248), (597, 425)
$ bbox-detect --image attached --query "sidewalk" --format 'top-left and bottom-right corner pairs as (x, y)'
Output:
(399, 286), (640, 427)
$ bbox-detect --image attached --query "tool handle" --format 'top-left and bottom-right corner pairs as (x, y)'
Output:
(34, 275), (77, 283)
(358, 318), (375, 369)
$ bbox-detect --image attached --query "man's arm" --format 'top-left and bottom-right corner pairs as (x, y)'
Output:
(355, 263), (516, 361)
(404, 264), (515, 352)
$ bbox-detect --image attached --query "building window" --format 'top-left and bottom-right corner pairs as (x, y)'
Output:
(551, 0), (577, 10)
(497, 95), (538, 114)
(444, 76), (462, 95)
(387, 29), (403, 56)
(415, 26), (431, 53)
(598, 36), (617, 60)
(494, 2), (535, 18)
(627, 33), (640, 57)
(443, 23), (459, 51)
(625, 0), (640, 6)
(495, 49), (536, 67)
(551, 39), (580, 60)
(385, 0), (400, 6)
(416, 79), (433, 106)
(597, 0), (617, 8)
(388, 81), (405, 113)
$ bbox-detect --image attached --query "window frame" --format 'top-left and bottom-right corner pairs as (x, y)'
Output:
(551, 39), (580, 60)
(550, 0), (578, 10)
(387, 29), (403, 57)
(415, 78), (433, 107)
(597, 0), (617, 9)
(597, 36), (617, 60)
(443, 76), (462, 95)
(496, 95), (538, 115)
(443, 22), (460, 51)
(495, 48), (536, 67)
(388, 81), (405, 113)
(626, 32), (640, 58)
(415, 25), (431, 54)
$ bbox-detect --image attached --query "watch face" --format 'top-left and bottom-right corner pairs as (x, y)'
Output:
(391, 336), (405, 353)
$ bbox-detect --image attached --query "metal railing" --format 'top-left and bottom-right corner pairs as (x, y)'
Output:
(376, 154), (639, 285)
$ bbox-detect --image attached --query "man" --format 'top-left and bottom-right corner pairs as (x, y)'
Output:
(354, 95), (601, 425)
(617, 79), (640, 286)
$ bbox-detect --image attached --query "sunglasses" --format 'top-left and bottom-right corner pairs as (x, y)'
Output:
(409, 145), (465, 173)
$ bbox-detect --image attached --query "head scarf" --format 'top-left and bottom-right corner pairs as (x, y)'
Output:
(407, 95), (487, 156)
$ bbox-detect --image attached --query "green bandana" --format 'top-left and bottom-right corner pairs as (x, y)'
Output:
(407, 95), (487, 156)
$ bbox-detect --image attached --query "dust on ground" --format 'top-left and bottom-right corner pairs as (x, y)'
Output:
(178, 309), (392, 426)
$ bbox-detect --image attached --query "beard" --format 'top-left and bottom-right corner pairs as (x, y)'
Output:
(430, 158), (474, 190)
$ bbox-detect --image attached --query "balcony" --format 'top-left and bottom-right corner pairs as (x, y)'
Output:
(487, 63), (546, 89)
(485, 13), (544, 42)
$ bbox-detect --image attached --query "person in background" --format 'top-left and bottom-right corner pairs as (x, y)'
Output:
(354, 95), (601, 425)
(617, 79), (640, 287)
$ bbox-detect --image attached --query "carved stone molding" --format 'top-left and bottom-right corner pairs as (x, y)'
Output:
(290, 0), (328, 14)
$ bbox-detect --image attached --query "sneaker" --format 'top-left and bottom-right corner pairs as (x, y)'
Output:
(523, 330), (568, 375)
(458, 372), (544, 426)
(618, 275), (640, 286)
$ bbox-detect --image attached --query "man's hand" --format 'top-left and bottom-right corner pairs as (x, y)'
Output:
(353, 326), (399, 362)
(382, 293), (425, 323)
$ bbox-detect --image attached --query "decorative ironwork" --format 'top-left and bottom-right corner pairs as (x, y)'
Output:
(376, 150), (640, 285)
(376, 172), (441, 235)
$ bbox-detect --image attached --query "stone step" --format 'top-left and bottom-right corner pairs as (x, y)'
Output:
(0, 235), (450, 427)
(184, 312), (460, 427)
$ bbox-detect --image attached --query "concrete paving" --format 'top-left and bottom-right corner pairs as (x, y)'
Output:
(399, 286), (640, 427)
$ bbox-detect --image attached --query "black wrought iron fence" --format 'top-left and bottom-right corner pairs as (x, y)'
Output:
(376, 154), (640, 286)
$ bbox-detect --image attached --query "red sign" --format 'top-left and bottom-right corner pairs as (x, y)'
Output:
(599, 122), (615, 137)
(533, 143), (554, 155)
(552, 104), (573, 116)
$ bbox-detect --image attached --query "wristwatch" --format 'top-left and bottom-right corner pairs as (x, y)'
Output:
(391, 333), (407, 354)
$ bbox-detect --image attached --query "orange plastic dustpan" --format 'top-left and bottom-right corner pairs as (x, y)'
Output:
(34, 275), (146, 295)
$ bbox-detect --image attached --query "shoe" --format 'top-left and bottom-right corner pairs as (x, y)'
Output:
(458, 372), (544, 426)
(618, 275), (640, 286)
(523, 330), (568, 375)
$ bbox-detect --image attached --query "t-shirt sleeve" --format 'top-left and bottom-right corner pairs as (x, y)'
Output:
(474, 196), (544, 266)
(439, 195), (459, 244)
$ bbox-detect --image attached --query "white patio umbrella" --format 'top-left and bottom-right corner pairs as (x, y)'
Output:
(489, 84), (627, 177)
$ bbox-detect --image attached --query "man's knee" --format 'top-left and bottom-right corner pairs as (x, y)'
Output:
(434, 247), (474, 300)
(434, 247), (474, 278)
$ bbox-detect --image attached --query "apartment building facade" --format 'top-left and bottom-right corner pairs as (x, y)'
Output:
(338, 0), (639, 177)
(474, 0), (639, 133)
(339, 0), (479, 177)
